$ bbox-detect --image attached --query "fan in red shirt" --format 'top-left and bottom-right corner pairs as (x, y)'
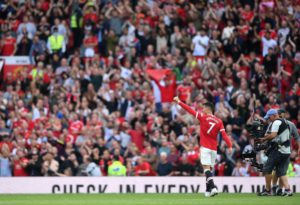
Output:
(83, 5), (98, 25)
(176, 78), (192, 103)
(259, 23), (277, 39)
(128, 122), (145, 152)
(241, 4), (254, 22)
(0, 31), (17, 56)
(173, 96), (232, 197)
(68, 114), (84, 144)
(83, 31), (98, 56)
(7, 17), (20, 33)
(134, 157), (156, 176)
(155, 71), (176, 103)
(13, 149), (29, 176)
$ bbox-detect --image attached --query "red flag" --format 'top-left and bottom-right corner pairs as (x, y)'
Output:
(146, 69), (176, 103)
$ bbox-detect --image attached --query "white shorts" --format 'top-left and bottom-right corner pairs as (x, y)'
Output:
(200, 147), (217, 166)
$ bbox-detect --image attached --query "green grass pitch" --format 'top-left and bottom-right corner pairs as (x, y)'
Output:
(0, 194), (299, 205)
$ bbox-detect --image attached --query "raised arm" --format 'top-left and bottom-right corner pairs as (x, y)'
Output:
(220, 122), (233, 149)
(173, 96), (199, 119)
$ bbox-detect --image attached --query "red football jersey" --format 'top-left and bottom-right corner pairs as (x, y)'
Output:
(83, 36), (98, 53)
(68, 120), (84, 142)
(179, 101), (232, 150)
(13, 158), (29, 176)
(1, 37), (16, 56)
(134, 162), (156, 176)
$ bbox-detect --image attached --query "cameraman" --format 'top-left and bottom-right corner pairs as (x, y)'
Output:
(271, 109), (300, 195)
(258, 109), (292, 196)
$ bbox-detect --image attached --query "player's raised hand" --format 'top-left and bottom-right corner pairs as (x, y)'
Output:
(173, 96), (180, 103)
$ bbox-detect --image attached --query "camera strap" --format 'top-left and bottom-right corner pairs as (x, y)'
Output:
(276, 119), (290, 147)
(276, 119), (288, 136)
(279, 140), (290, 147)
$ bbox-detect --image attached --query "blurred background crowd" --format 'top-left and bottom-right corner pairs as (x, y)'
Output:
(0, 0), (300, 177)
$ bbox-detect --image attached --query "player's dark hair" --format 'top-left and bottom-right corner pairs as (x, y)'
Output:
(203, 102), (215, 113)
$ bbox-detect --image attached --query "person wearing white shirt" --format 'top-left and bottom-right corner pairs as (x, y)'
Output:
(262, 31), (277, 57)
(278, 21), (290, 49)
(17, 16), (37, 37)
(17, 26), (33, 44)
(222, 20), (235, 43)
(120, 61), (132, 80)
(120, 129), (131, 149)
(191, 28), (209, 64)
(119, 23), (136, 54)
(83, 155), (102, 176)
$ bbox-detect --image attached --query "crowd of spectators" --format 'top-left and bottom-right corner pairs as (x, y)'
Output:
(0, 0), (300, 177)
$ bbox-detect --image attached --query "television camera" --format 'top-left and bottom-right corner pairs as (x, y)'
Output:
(241, 120), (269, 171)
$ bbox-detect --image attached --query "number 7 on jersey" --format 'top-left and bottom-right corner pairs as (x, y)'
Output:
(207, 122), (216, 134)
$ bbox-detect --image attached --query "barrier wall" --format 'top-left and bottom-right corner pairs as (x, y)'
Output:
(0, 177), (300, 194)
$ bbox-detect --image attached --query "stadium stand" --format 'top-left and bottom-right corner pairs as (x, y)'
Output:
(0, 0), (299, 177)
